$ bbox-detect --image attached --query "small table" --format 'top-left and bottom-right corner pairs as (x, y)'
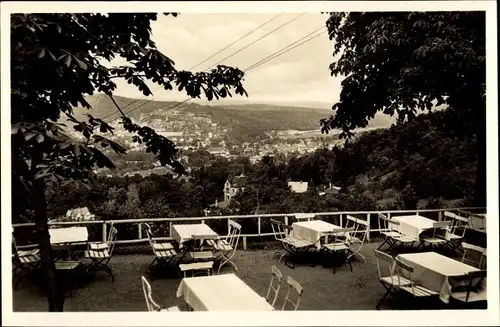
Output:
(171, 224), (218, 245)
(49, 227), (89, 260)
(176, 273), (275, 311)
(396, 252), (482, 303)
(392, 215), (436, 239)
(291, 220), (343, 249)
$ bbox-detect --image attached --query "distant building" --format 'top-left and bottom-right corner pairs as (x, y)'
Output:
(208, 147), (230, 157)
(288, 181), (308, 193)
(224, 174), (247, 202)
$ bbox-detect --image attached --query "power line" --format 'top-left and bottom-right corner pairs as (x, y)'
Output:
(102, 13), (283, 122)
(136, 25), (326, 125)
(128, 13), (309, 123)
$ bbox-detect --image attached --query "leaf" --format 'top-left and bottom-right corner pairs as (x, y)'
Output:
(64, 54), (72, 67)
(73, 56), (88, 70)
(37, 48), (46, 58)
(36, 134), (44, 143)
(24, 132), (37, 141)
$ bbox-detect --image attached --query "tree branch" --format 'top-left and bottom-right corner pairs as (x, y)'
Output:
(107, 94), (127, 118)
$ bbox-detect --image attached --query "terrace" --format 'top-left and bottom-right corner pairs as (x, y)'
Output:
(11, 208), (488, 312)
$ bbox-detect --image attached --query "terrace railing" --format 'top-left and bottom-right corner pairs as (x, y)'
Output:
(12, 207), (486, 250)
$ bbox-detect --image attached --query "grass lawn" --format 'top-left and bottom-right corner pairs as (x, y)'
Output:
(12, 239), (476, 312)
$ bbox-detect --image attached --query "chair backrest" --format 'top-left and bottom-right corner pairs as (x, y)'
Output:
(266, 265), (283, 307)
(227, 220), (242, 249)
(141, 276), (161, 311)
(444, 211), (469, 237)
(462, 242), (487, 269)
(378, 213), (399, 231)
(450, 270), (487, 302)
(108, 227), (118, 256)
(373, 249), (395, 279)
(281, 276), (303, 311)
(143, 222), (154, 247)
(432, 220), (452, 237)
(328, 227), (354, 243)
(270, 219), (284, 241)
(394, 258), (414, 290)
(345, 215), (369, 244)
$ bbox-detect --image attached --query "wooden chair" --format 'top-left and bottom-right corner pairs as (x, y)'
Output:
(450, 270), (487, 305)
(394, 258), (438, 303)
(143, 223), (177, 277)
(377, 213), (407, 250)
(190, 234), (217, 262)
(270, 219), (313, 269)
(84, 227), (118, 282)
(281, 276), (303, 311)
(141, 276), (180, 312)
(461, 242), (487, 269)
(373, 249), (411, 310)
(441, 211), (469, 253)
(179, 261), (214, 278)
(345, 215), (369, 263)
(265, 265), (283, 307)
(420, 221), (452, 250)
(214, 220), (242, 274)
(12, 236), (41, 290)
(322, 227), (355, 274)
(89, 222), (115, 250)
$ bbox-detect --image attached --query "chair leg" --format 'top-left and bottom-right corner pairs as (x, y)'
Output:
(376, 285), (392, 310)
(377, 238), (388, 250)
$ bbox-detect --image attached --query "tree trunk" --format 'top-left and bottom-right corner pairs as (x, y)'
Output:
(31, 152), (65, 311)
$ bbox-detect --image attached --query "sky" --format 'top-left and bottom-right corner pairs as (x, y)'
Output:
(108, 13), (342, 109)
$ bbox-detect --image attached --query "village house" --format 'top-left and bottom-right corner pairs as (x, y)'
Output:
(288, 181), (309, 193)
(224, 174), (247, 202)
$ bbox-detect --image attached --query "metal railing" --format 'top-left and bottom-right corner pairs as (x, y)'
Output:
(12, 207), (486, 250)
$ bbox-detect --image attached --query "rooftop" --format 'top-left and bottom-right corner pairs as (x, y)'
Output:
(13, 240), (472, 312)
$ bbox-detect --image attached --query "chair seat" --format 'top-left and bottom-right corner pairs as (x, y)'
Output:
(160, 306), (181, 312)
(400, 285), (438, 297)
(85, 249), (110, 258)
(191, 251), (214, 260)
(90, 243), (109, 250)
(55, 260), (82, 270)
(380, 276), (412, 287)
(451, 289), (487, 302)
(322, 242), (349, 251)
(422, 238), (447, 244)
(394, 235), (417, 243)
(18, 249), (40, 256)
(381, 231), (402, 237)
(152, 242), (174, 251)
(207, 239), (233, 251)
(154, 249), (177, 258)
(179, 261), (214, 272)
(17, 253), (41, 263)
(282, 237), (312, 248)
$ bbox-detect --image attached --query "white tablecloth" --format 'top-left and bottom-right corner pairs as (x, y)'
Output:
(171, 224), (218, 244)
(49, 227), (88, 244)
(392, 215), (436, 239)
(397, 252), (481, 303)
(176, 273), (275, 311)
(291, 220), (341, 249)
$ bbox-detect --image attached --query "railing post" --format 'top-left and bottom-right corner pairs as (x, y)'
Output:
(284, 215), (289, 226)
(102, 222), (107, 243)
(340, 214), (343, 228)
(169, 221), (173, 237)
(242, 236), (247, 250)
(138, 223), (142, 240)
(201, 219), (205, 224)
(438, 211), (443, 222)
(366, 213), (370, 242)
(257, 217), (261, 235)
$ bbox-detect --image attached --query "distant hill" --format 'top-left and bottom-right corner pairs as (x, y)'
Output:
(69, 94), (395, 140)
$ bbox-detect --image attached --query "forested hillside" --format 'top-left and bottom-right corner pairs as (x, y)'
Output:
(31, 109), (477, 226)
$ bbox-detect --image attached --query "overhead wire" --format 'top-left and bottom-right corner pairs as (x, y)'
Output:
(102, 13), (284, 122)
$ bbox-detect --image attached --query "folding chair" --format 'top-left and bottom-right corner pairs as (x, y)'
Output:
(450, 270), (487, 305)
(321, 227), (354, 274)
(90, 222), (115, 250)
(419, 221), (452, 251)
(394, 258), (438, 306)
(265, 265), (283, 307)
(461, 242), (487, 269)
(280, 224), (314, 269)
(141, 276), (180, 312)
(345, 215), (369, 263)
(213, 220), (242, 274)
(270, 218), (290, 259)
(12, 236), (41, 290)
(377, 213), (404, 250)
(143, 223), (177, 277)
(441, 211), (469, 254)
(373, 249), (411, 309)
(84, 227), (117, 282)
(281, 276), (303, 311)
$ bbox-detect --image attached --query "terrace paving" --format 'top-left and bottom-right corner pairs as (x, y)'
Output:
(12, 240), (473, 311)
